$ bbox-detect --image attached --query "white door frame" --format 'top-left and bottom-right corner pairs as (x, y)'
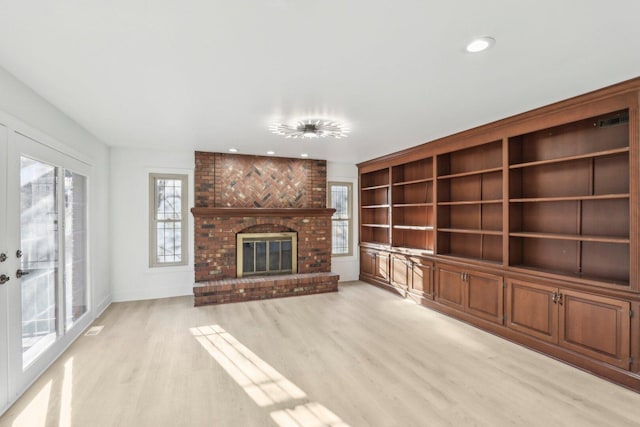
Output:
(0, 123), (9, 413)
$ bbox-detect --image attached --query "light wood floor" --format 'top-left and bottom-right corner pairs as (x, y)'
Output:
(2, 281), (640, 427)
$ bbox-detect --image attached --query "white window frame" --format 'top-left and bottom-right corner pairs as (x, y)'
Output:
(328, 181), (353, 257)
(149, 173), (188, 267)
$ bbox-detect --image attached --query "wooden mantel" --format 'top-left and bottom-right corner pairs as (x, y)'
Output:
(191, 207), (336, 217)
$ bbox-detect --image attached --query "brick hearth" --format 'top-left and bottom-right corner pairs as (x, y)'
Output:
(193, 272), (339, 306)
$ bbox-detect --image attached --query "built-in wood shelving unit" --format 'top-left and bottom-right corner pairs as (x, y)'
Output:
(357, 78), (640, 392)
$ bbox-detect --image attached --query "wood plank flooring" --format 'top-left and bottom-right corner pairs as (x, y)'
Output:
(1, 281), (640, 427)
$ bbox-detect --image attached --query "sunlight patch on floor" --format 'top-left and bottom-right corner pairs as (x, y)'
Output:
(190, 324), (350, 426)
(11, 380), (52, 427)
(58, 357), (73, 427)
(270, 402), (350, 427)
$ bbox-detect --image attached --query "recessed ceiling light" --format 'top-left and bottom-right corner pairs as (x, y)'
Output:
(228, 148), (238, 153)
(267, 150), (275, 155)
(466, 36), (495, 53)
(300, 153), (309, 158)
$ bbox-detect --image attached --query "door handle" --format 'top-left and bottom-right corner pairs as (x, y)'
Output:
(16, 269), (29, 278)
(0, 274), (9, 285)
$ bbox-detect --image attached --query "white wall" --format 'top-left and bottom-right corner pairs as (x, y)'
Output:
(327, 161), (359, 281)
(0, 66), (111, 315)
(110, 148), (194, 301)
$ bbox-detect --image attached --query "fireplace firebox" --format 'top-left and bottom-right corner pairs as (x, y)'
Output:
(236, 232), (297, 278)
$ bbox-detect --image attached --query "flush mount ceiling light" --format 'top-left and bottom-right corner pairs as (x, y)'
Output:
(466, 36), (495, 53)
(269, 119), (349, 139)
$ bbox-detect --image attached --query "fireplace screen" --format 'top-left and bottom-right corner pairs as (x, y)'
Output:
(236, 232), (297, 277)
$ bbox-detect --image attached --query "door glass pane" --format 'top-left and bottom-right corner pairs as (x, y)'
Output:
(282, 241), (292, 270)
(20, 157), (58, 367)
(255, 241), (267, 272)
(64, 170), (87, 330)
(243, 242), (255, 274)
(269, 241), (281, 271)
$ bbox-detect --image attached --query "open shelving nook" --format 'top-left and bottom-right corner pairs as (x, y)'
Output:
(436, 140), (503, 263)
(508, 109), (630, 286)
(360, 167), (391, 245)
(391, 157), (434, 252)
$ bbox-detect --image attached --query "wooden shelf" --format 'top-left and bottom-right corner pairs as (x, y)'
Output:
(362, 224), (390, 228)
(392, 247), (435, 255)
(509, 147), (629, 170)
(510, 194), (629, 203)
(510, 232), (629, 244)
(362, 184), (390, 191)
(393, 203), (433, 207)
(393, 225), (434, 231)
(438, 228), (503, 236)
(392, 177), (433, 186)
(437, 254), (503, 266)
(508, 265), (630, 287)
(361, 204), (390, 209)
(438, 199), (502, 206)
(437, 166), (502, 180)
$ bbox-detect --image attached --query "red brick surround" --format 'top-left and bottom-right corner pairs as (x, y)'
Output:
(192, 152), (338, 305)
(192, 208), (334, 281)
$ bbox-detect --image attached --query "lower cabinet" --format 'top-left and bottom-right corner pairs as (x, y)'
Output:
(390, 254), (433, 300)
(409, 260), (434, 301)
(436, 264), (504, 324)
(360, 248), (390, 284)
(507, 279), (631, 369)
(390, 254), (410, 291)
(360, 248), (376, 277)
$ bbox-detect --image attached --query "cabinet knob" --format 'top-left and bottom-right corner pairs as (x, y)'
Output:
(0, 253), (6, 263)
(0, 274), (9, 285)
(16, 269), (29, 278)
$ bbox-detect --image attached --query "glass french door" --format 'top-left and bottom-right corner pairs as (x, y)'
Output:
(4, 132), (90, 403)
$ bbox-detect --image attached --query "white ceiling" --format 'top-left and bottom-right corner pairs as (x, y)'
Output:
(0, 1), (639, 164)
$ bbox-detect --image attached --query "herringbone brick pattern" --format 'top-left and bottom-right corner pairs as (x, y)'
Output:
(216, 154), (307, 208)
(194, 152), (326, 209)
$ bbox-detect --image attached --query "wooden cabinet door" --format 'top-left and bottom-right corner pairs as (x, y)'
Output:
(466, 271), (504, 324)
(506, 279), (558, 344)
(559, 290), (631, 369)
(436, 266), (465, 310)
(390, 254), (409, 290)
(374, 251), (390, 282)
(410, 260), (433, 299)
(360, 249), (376, 277)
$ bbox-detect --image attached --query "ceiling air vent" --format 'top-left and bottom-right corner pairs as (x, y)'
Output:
(598, 114), (629, 128)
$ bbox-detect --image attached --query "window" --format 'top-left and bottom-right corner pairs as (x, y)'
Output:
(328, 181), (353, 256)
(150, 174), (188, 267)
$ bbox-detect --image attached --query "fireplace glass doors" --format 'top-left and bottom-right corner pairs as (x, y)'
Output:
(237, 232), (297, 277)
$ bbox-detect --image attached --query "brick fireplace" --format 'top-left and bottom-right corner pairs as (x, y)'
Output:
(191, 152), (339, 306)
